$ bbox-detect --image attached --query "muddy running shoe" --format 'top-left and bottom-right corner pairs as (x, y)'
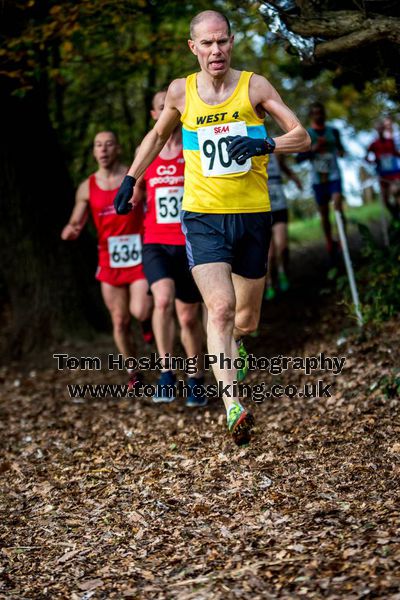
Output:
(185, 376), (208, 407)
(278, 271), (290, 292)
(264, 285), (276, 301)
(127, 370), (144, 396)
(141, 318), (154, 344)
(153, 370), (176, 403)
(227, 403), (255, 446)
(236, 339), (249, 383)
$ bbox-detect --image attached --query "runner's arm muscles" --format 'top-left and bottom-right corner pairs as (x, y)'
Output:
(61, 180), (89, 240)
(252, 75), (311, 153)
(127, 80), (184, 180)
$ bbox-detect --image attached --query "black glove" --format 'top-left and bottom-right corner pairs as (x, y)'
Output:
(114, 175), (136, 215)
(227, 135), (276, 162)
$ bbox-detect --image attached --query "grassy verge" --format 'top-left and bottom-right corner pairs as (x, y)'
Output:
(289, 201), (383, 245)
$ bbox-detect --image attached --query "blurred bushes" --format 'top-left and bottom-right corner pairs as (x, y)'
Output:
(337, 221), (400, 324)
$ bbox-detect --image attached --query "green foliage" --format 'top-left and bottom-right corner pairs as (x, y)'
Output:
(1, 0), (220, 180)
(346, 222), (400, 324)
(1, 0), (398, 184)
(288, 201), (383, 246)
(289, 197), (317, 221)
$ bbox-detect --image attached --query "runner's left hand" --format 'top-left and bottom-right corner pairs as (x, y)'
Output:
(227, 136), (275, 161)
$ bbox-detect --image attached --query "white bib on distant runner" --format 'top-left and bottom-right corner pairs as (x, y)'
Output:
(108, 234), (142, 268)
(380, 154), (397, 172)
(155, 186), (183, 224)
(197, 121), (251, 177)
(314, 153), (335, 175)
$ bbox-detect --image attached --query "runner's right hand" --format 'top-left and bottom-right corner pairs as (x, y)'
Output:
(61, 223), (80, 240)
(114, 175), (136, 215)
(313, 137), (327, 153)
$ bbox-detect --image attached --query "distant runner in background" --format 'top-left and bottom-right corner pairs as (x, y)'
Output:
(383, 115), (400, 152)
(264, 153), (302, 301)
(367, 120), (400, 221)
(61, 131), (153, 391)
(298, 102), (345, 263)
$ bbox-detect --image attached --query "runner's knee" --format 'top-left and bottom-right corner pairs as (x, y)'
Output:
(154, 294), (174, 315)
(333, 197), (342, 211)
(130, 302), (150, 322)
(235, 312), (258, 336)
(111, 312), (130, 333)
(208, 299), (235, 331)
(177, 307), (198, 330)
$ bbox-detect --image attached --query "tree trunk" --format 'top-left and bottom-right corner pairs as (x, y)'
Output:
(0, 86), (106, 359)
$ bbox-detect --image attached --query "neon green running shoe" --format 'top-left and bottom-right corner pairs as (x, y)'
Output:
(227, 403), (255, 446)
(264, 285), (276, 301)
(278, 272), (290, 292)
(237, 339), (249, 382)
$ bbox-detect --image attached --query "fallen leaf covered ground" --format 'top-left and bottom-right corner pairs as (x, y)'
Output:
(1, 239), (400, 599)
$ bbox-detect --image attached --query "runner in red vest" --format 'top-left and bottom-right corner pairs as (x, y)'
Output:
(61, 131), (153, 389)
(134, 91), (205, 406)
(366, 120), (400, 220)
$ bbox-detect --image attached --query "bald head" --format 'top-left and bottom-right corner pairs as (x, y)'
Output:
(189, 10), (231, 39)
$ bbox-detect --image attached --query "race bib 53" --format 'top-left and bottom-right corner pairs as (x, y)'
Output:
(155, 186), (183, 223)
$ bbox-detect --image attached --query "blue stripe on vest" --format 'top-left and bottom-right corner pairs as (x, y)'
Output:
(182, 124), (267, 151)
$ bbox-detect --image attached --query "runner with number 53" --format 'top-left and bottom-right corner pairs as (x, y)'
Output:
(133, 91), (205, 407)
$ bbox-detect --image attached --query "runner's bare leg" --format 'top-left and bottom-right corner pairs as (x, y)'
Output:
(101, 283), (134, 359)
(192, 262), (238, 410)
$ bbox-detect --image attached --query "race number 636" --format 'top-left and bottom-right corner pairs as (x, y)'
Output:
(108, 234), (142, 268)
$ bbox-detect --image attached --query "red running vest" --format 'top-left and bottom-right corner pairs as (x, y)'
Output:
(143, 151), (185, 245)
(88, 174), (144, 268)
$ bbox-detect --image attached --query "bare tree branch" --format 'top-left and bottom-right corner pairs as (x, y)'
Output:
(285, 11), (365, 38)
(313, 18), (400, 57)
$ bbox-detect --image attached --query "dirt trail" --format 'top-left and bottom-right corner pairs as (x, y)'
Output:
(1, 235), (399, 599)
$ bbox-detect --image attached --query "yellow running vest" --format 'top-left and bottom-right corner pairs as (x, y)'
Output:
(181, 71), (270, 213)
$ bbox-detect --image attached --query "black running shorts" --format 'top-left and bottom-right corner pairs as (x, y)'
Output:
(181, 211), (272, 279)
(142, 243), (202, 304)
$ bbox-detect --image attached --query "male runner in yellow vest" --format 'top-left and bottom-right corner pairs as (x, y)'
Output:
(114, 10), (310, 445)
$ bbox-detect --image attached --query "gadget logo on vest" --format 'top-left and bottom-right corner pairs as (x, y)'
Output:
(157, 165), (177, 176)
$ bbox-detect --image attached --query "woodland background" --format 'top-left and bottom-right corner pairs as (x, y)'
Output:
(1, 0), (399, 355)
(1, 2), (400, 598)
